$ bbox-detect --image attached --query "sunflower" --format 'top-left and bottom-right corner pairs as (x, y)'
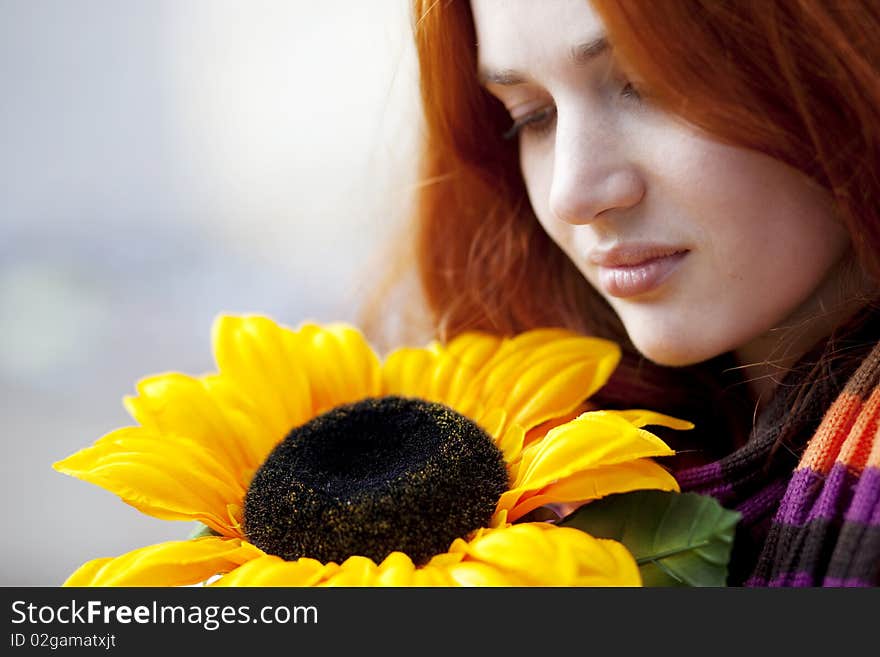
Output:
(54, 314), (690, 586)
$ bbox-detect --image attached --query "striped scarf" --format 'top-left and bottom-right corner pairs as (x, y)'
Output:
(675, 310), (880, 586)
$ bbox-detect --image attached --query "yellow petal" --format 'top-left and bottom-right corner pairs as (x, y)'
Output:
(384, 328), (621, 444)
(410, 565), (456, 586)
(459, 331), (621, 434)
(198, 374), (284, 466)
(505, 459), (680, 522)
(212, 315), (315, 439)
(444, 561), (528, 586)
(424, 332), (504, 410)
(376, 552), (417, 586)
(458, 523), (640, 586)
(460, 524), (576, 583)
(612, 409), (695, 430)
(478, 407), (507, 440)
(63, 537), (262, 586)
(513, 411), (676, 492)
(380, 346), (439, 400)
(522, 401), (593, 447)
(122, 372), (266, 487)
(322, 556), (381, 586)
(426, 546), (467, 567)
(536, 459), (680, 502)
(381, 332), (503, 416)
(292, 322), (383, 416)
(497, 422), (525, 465)
(212, 556), (339, 586)
(217, 553), (441, 587)
(54, 427), (245, 536)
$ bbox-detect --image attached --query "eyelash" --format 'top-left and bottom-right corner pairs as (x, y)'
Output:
(502, 106), (556, 140)
(502, 82), (642, 141)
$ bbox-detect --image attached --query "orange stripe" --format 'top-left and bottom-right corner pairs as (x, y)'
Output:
(837, 386), (880, 473)
(799, 392), (863, 474)
(867, 425), (880, 470)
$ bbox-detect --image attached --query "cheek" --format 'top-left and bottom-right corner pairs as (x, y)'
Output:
(725, 208), (850, 328)
(520, 148), (552, 221)
(619, 194), (850, 365)
(689, 143), (851, 307)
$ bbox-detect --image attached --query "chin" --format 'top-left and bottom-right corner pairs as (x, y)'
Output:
(627, 331), (723, 368)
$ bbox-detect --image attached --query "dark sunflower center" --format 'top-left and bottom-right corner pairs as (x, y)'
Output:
(243, 395), (509, 566)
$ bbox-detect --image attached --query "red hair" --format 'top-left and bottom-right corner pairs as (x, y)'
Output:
(360, 0), (880, 457)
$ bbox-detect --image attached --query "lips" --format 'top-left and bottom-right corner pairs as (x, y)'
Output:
(590, 244), (690, 298)
(589, 244), (689, 268)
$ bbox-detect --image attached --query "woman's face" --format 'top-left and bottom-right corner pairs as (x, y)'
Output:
(471, 0), (852, 367)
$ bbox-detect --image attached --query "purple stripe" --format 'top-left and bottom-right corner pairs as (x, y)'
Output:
(777, 463), (877, 525)
(823, 575), (876, 587)
(735, 479), (788, 524)
(845, 465), (880, 525)
(774, 467), (825, 526)
(804, 462), (858, 523)
(689, 482), (736, 504)
(675, 463), (741, 505)
(745, 573), (767, 586)
(759, 571), (816, 587)
(787, 572), (815, 587)
(674, 462), (723, 490)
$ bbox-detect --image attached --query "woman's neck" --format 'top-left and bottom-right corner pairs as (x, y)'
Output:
(733, 254), (875, 411)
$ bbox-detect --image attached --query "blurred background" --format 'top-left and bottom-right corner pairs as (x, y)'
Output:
(1, 0), (424, 585)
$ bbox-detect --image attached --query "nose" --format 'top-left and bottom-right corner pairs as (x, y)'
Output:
(547, 110), (645, 225)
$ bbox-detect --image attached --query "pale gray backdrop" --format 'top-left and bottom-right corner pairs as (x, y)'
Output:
(1, 0), (420, 585)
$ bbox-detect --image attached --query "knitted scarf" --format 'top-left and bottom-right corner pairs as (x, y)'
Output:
(675, 307), (880, 586)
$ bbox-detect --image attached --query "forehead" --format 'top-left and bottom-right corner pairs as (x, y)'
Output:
(471, 0), (606, 68)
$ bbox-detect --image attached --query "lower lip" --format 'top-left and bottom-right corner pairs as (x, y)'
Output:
(597, 252), (689, 298)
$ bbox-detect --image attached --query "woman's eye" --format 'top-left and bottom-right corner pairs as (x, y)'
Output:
(501, 81), (642, 141)
(502, 106), (557, 141)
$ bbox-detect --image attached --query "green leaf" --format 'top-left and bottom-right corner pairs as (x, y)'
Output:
(558, 490), (741, 587)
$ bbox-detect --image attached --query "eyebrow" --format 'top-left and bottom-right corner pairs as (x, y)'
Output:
(478, 35), (609, 86)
